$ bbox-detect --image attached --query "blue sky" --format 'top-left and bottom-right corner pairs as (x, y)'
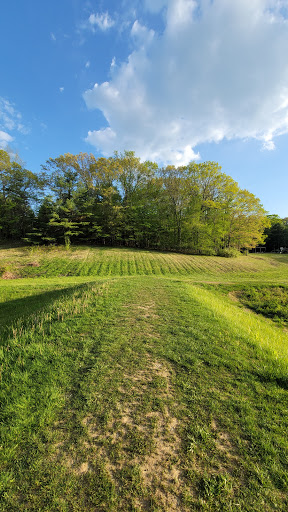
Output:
(1, 0), (288, 217)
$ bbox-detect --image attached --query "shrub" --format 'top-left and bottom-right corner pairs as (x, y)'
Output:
(217, 247), (240, 258)
(199, 248), (217, 256)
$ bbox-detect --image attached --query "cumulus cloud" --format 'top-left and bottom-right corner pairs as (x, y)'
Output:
(83, 0), (288, 165)
(131, 20), (155, 45)
(88, 12), (115, 31)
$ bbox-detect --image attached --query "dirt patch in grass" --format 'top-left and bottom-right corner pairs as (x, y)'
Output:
(136, 303), (159, 319)
(211, 419), (239, 468)
(87, 355), (183, 510)
(121, 358), (182, 509)
(2, 271), (19, 279)
(123, 301), (159, 315)
(53, 353), (184, 511)
(26, 261), (40, 267)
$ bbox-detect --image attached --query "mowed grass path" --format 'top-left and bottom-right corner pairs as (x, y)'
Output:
(0, 247), (288, 511)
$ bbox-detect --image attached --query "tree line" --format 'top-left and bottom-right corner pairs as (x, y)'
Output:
(0, 149), (273, 254)
(264, 216), (288, 252)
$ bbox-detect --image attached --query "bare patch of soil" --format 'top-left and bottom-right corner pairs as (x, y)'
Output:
(26, 261), (40, 267)
(2, 271), (19, 279)
(59, 354), (185, 511)
(211, 419), (239, 469)
(136, 303), (159, 320)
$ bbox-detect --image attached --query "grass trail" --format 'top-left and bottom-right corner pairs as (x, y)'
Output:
(1, 276), (288, 511)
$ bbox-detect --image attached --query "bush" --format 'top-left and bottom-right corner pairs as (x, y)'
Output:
(217, 248), (240, 258)
(198, 248), (217, 256)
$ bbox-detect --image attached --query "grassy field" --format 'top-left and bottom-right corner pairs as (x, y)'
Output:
(0, 246), (288, 511)
(1, 245), (288, 282)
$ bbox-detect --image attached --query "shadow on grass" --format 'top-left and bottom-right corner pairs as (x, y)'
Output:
(268, 254), (288, 265)
(0, 282), (95, 341)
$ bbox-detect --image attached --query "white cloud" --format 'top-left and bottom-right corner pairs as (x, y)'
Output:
(50, 32), (56, 41)
(83, 0), (288, 165)
(165, 0), (197, 31)
(87, 127), (116, 150)
(0, 98), (29, 148)
(110, 56), (116, 70)
(59, 87), (64, 93)
(262, 133), (276, 151)
(85, 60), (90, 68)
(88, 12), (115, 31)
(0, 98), (18, 131)
(17, 123), (30, 135)
(0, 130), (13, 148)
(131, 20), (155, 45)
(262, 140), (276, 151)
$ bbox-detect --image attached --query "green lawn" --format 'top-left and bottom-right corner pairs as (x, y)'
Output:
(0, 247), (288, 511)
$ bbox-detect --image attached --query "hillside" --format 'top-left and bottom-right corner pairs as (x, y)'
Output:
(1, 245), (288, 282)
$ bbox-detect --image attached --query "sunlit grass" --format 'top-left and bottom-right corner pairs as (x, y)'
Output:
(0, 246), (288, 510)
(186, 283), (288, 373)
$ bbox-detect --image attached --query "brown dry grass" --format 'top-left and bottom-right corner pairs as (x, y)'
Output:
(2, 271), (19, 279)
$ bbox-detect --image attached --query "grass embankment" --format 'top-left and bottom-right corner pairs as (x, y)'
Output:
(234, 285), (288, 325)
(0, 246), (288, 511)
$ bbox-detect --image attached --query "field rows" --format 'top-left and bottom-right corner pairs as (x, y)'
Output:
(1, 246), (288, 281)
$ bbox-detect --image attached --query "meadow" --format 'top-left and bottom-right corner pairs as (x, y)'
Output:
(0, 246), (288, 511)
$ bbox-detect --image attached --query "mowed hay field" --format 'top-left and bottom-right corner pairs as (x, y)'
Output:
(1, 245), (288, 281)
(1, 246), (288, 511)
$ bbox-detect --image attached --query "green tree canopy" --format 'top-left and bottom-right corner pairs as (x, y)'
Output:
(0, 150), (43, 240)
(0, 149), (273, 253)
